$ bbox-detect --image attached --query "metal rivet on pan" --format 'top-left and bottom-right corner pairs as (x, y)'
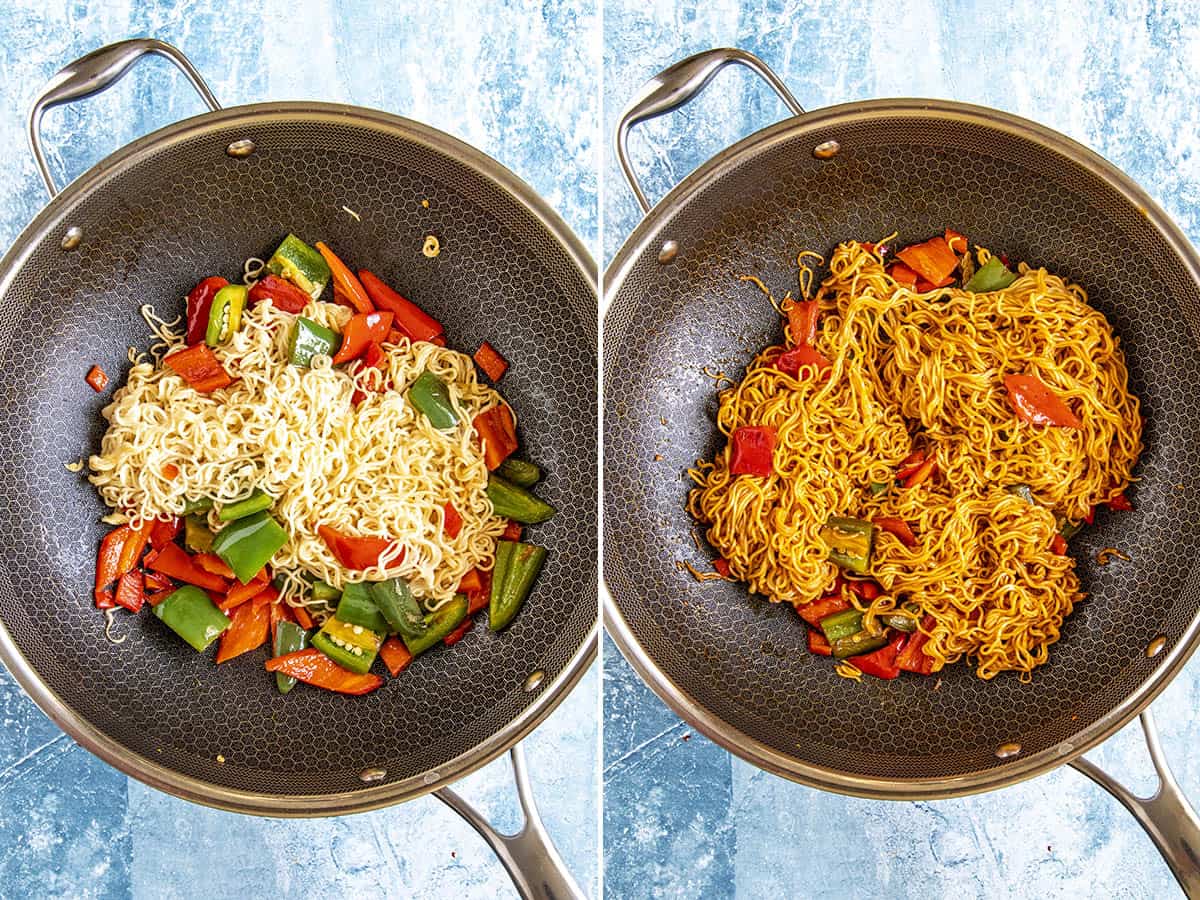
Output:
(61, 226), (83, 250)
(657, 240), (679, 264)
(995, 742), (1022, 760)
(813, 140), (841, 160)
(359, 767), (387, 784)
(226, 139), (256, 158)
(523, 669), (546, 692)
(1147, 635), (1168, 658)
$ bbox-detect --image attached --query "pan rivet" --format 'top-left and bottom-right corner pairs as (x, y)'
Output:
(226, 139), (256, 158)
(1147, 635), (1168, 658)
(61, 226), (83, 251)
(995, 742), (1022, 759)
(359, 767), (387, 783)
(657, 240), (679, 264)
(813, 140), (841, 160)
(523, 669), (546, 692)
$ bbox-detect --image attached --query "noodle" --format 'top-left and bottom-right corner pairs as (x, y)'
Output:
(688, 240), (1142, 680)
(89, 299), (507, 615)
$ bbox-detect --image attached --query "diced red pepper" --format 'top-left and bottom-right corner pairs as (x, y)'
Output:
(270, 598), (294, 644)
(164, 344), (234, 393)
(96, 526), (131, 595)
(185, 276), (230, 346)
(775, 344), (831, 379)
(729, 426), (777, 477)
(786, 299), (820, 347)
(247, 274), (310, 313)
(443, 502), (463, 539)
(147, 543), (229, 592)
(94, 587), (116, 609)
(161, 463), (180, 481)
(901, 457), (938, 489)
(1107, 492), (1133, 512)
(474, 341), (509, 381)
(713, 558), (731, 578)
(944, 229), (968, 254)
(1084, 505), (1096, 524)
(358, 269), (443, 343)
(292, 603), (315, 630)
(314, 242), (374, 314)
(1050, 534), (1068, 555)
(443, 616), (474, 647)
(873, 517), (918, 548)
(145, 588), (174, 607)
(193, 552), (236, 579)
(457, 567), (485, 595)
(143, 570), (173, 592)
(502, 521), (523, 542)
(148, 517), (182, 550)
(888, 263), (919, 288)
(895, 449), (927, 480)
(318, 525), (397, 570)
(796, 593), (851, 627)
(851, 632), (907, 680)
(85, 365), (109, 392)
(379, 636), (414, 676)
(114, 571), (144, 613)
(896, 616), (936, 675)
(331, 311), (393, 365)
(896, 236), (960, 285)
(474, 405), (519, 470)
(215, 599), (271, 664)
(220, 570), (270, 611)
(1003, 374), (1083, 429)
(807, 628), (832, 656)
(465, 568), (493, 615)
(914, 274), (954, 292)
(361, 341), (387, 371)
(846, 579), (881, 601)
(265, 649), (383, 695)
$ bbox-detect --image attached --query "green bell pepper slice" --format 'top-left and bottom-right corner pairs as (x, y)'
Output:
(273, 620), (309, 693)
(368, 577), (427, 639)
(311, 616), (383, 675)
(486, 474), (555, 524)
(489, 541), (546, 632)
(181, 496), (214, 515)
(311, 580), (342, 607)
(205, 284), (248, 346)
(335, 581), (390, 635)
(184, 514), (214, 553)
(409, 371), (459, 429)
(402, 595), (469, 656)
(964, 256), (1018, 293)
(289, 316), (339, 367)
(153, 585), (230, 652)
(212, 510), (288, 584)
(266, 234), (331, 300)
(218, 489), (273, 522)
(496, 458), (541, 488)
(820, 516), (875, 574)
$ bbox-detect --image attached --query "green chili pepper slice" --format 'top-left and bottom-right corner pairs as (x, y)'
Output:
(184, 514), (214, 553)
(486, 474), (555, 524)
(311, 616), (383, 675)
(489, 541), (546, 632)
(153, 585), (230, 652)
(311, 580), (342, 607)
(402, 595), (468, 657)
(266, 234), (331, 300)
(181, 496), (214, 515)
(496, 458), (541, 488)
(205, 284), (248, 346)
(820, 516), (875, 574)
(831, 630), (890, 659)
(409, 371), (459, 429)
(273, 620), (309, 694)
(212, 510), (288, 584)
(368, 578), (427, 639)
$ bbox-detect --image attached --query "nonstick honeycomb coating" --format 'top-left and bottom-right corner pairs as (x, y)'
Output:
(0, 106), (596, 801)
(604, 105), (1200, 789)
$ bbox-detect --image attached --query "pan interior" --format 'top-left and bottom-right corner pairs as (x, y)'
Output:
(0, 109), (596, 802)
(604, 107), (1200, 789)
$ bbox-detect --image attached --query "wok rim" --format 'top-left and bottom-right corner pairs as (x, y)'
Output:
(0, 100), (598, 816)
(602, 96), (1200, 799)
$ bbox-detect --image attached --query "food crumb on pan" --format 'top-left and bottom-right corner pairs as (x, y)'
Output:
(659, 416), (667, 425)
(1096, 547), (1131, 566)
(422, 235), (441, 258)
(101, 512), (127, 525)
(216, 754), (226, 764)
(64, 459), (84, 472)
(102, 608), (125, 645)
(341, 205), (361, 221)
(421, 198), (430, 208)
(834, 661), (863, 681)
(654, 453), (663, 461)
(675, 559), (728, 582)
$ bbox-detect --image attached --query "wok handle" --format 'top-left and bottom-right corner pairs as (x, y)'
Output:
(434, 744), (586, 900)
(615, 47), (804, 213)
(1070, 710), (1200, 897)
(27, 38), (221, 197)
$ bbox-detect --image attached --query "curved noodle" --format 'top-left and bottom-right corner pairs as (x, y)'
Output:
(688, 240), (1142, 680)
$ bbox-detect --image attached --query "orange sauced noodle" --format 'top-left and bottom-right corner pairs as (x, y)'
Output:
(688, 239), (1142, 680)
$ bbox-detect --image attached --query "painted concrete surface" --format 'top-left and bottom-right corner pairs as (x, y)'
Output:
(0, 2), (598, 897)
(603, 2), (1200, 898)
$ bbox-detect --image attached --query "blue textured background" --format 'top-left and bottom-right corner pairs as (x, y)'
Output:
(603, 2), (1200, 897)
(0, 2), (598, 897)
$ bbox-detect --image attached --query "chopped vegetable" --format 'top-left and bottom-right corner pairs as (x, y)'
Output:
(896, 236), (960, 285)
(486, 474), (555, 523)
(265, 648), (382, 695)
(205, 284), (248, 346)
(1050, 534), (1068, 555)
(148, 542), (228, 592)
(873, 516), (917, 548)
(869, 481), (890, 496)
(289, 317), (340, 367)
(502, 520), (523, 541)
(713, 558), (731, 578)
(95, 524), (147, 601)
(786, 299), (820, 346)
(164, 344), (234, 393)
(114, 571), (144, 613)
(1003, 374), (1083, 429)
(379, 636), (413, 676)
(845, 579), (880, 601)
(331, 310), (393, 365)
(820, 516), (875, 574)
(496, 458), (540, 488)
(273, 620), (308, 693)
(311, 580), (342, 606)
(796, 593), (851, 627)
(358, 269), (443, 342)
(184, 515), (214, 553)
(248, 274), (311, 313)
(311, 616), (383, 675)
(266, 235), (331, 300)
(807, 629), (832, 656)
(369, 578), (427, 639)
(443, 617), (473, 646)
(490, 541), (546, 631)
(317, 525), (395, 570)
(850, 632), (907, 679)
(85, 365), (109, 392)
(964, 256), (1018, 292)
(1108, 492), (1134, 511)
(475, 405), (518, 469)
(220, 570), (270, 611)
(335, 581), (391, 635)
(409, 370), (459, 429)
(474, 341), (509, 381)
(901, 457), (938, 489)
(895, 449), (927, 480)
(888, 264), (919, 288)
(895, 616), (936, 674)
(831, 630), (890, 659)
(443, 502), (462, 539)
(944, 229), (968, 254)
(153, 585), (230, 652)
(775, 344), (831, 379)
(148, 517), (181, 550)
(314, 242), (373, 313)
(182, 496), (214, 515)
(215, 599), (271, 663)
(881, 611), (920, 632)
(218, 490), (273, 522)
(193, 552), (236, 579)
(402, 594), (468, 656)
(729, 426), (777, 477)
(819, 608), (864, 643)
(185, 276), (230, 346)
(212, 511), (288, 584)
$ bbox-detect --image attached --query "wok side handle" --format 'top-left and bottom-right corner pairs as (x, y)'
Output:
(1070, 710), (1200, 897)
(433, 744), (586, 900)
(27, 38), (221, 197)
(614, 47), (804, 213)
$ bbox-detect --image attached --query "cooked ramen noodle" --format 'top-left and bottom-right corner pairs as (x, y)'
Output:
(688, 233), (1142, 681)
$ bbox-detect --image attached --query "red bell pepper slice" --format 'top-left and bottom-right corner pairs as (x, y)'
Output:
(501, 521), (523, 542)
(914, 274), (955, 292)
(292, 603), (315, 630)
(85, 365), (109, 392)
(185, 276), (230, 346)
(361, 341), (387, 371)
(147, 543), (229, 592)
(846, 579), (881, 601)
(194, 552), (236, 579)
(1107, 492), (1133, 511)
(474, 405), (519, 470)
(269, 598), (294, 644)
(164, 344), (234, 393)
(895, 449), (927, 480)
(474, 341), (509, 381)
(901, 457), (938, 489)
(944, 229), (968, 254)
(96, 526), (130, 595)
(443, 616), (474, 647)
(379, 636), (414, 676)
(807, 628), (832, 656)
(786, 300), (820, 347)
(331, 311), (393, 365)
(896, 616), (936, 675)
(318, 525), (397, 570)
(220, 570), (270, 611)
(358, 269), (443, 342)
(896, 236), (960, 285)
(851, 632), (907, 679)
(713, 558), (731, 578)
(114, 571), (144, 613)
(796, 593), (851, 627)
(148, 517), (182, 550)
(729, 426), (777, 477)
(888, 263), (920, 288)
(1050, 534), (1068, 555)
(143, 570), (174, 592)
(265, 649), (383, 695)
(463, 567), (493, 615)
(1003, 374), (1083, 429)
(457, 567), (485, 595)
(94, 587), (116, 609)
(443, 502), (463, 539)
(118, 523), (151, 575)
(145, 588), (174, 607)
(873, 517), (918, 548)
(248, 274), (311, 313)
(215, 598), (271, 664)
(1084, 505), (1096, 524)
(775, 344), (831, 379)
(314, 242), (374, 314)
